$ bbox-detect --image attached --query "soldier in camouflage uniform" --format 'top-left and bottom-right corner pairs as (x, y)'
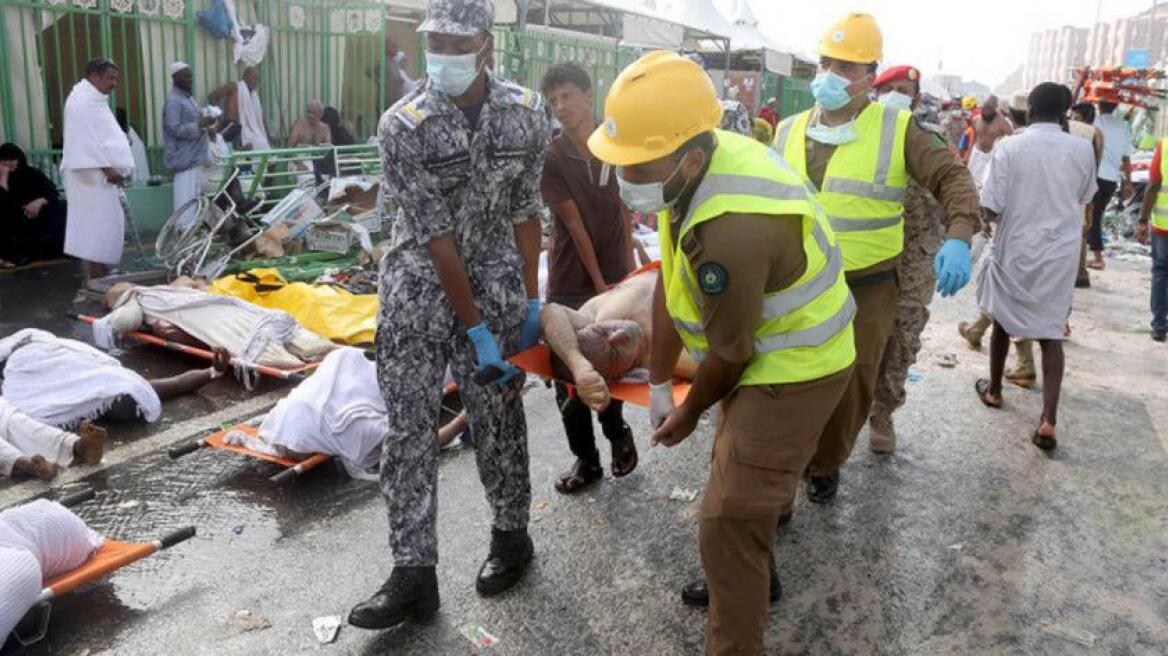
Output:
(349, 0), (551, 631)
(866, 66), (946, 454)
(719, 98), (752, 136)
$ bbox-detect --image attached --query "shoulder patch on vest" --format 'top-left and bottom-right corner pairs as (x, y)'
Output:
(697, 262), (729, 296)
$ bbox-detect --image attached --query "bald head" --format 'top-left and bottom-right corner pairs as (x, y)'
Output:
(576, 320), (646, 380)
(105, 282), (136, 309)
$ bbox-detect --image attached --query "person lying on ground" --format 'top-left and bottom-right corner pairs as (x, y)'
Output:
(94, 281), (337, 369)
(0, 398), (105, 481)
(0, 328), (230, 430)
(541, 267), (696, 412)
(0, 499), (103, 638)
(224, 347), (468, 479)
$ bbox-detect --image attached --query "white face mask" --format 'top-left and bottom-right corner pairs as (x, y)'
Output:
(616, 159), (686, 214)
(806, 119), (859, 146)
(425, 42), (486, 97)
(879, 91), (914, 112)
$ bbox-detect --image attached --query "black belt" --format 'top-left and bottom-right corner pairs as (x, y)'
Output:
(846, 269), (897, 289)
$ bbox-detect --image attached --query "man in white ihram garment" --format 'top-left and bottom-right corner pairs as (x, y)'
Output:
(94, 282), (337, 370)
(210, 66), (270, 152)
(61, 58), (135, 279)
(974, 82), (1098, 452)
(0, 499), (103, 639)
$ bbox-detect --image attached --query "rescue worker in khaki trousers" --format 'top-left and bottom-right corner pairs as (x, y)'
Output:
(865, 65), (947, 452)
(774, 13), (981, 502)
(349, 0), (550, 630)
(589, 51), (857, 655)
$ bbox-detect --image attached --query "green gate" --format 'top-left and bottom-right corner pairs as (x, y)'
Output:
(493, 24), (628, 117)
(780, 76), (814, 118)
(0, 0), (403, 183)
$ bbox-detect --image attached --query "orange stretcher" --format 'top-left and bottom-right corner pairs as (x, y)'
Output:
(10, 488), (196, 647)
(508, 344), (690, 407)
(168, 383), (463, 483)
(71, 313), (318, 382)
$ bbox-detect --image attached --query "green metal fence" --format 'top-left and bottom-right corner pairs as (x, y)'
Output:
(0, 0), (407, 184)
(780, 76), (814, 119)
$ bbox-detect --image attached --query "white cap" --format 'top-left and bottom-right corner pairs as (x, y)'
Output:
(169, 61), (190, 76)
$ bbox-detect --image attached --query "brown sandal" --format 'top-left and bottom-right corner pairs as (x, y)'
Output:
(975, 379), (1002, 408)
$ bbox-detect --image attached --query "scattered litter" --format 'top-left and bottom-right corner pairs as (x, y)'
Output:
(117, 500), (141, 510)
(535, 501), (549, 511)
(907, 370), (923, 382)
(1122, 322), (1149, 334)
(669, 487), (699, 502)
(227, 609), (271, 634)
(232, 525), (246, 535)
(1039, 622), (1097, 648)
(947, 543), (963, 551)
(459, 622), (499, 648)
(312, 615), (342, 644)
(933, 351), (959, 368)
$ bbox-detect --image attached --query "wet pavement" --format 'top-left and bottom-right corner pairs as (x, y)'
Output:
(2, 258), (1167, 655)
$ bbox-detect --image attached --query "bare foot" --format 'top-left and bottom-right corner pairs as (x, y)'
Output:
(74, 421), (108, 465)
(13, 455), (60, 481)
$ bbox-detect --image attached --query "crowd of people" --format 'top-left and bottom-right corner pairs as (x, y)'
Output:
(0, 0), (1164, 653)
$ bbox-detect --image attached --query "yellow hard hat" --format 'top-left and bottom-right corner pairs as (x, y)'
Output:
(962, 95), (978, 110)
(818, 13), (883, 64)
(588, 50), (723, 167)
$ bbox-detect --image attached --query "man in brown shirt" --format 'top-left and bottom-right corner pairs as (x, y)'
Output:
(539, 63), (636, 494)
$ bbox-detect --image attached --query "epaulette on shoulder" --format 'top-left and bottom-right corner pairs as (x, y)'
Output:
(499, 79), (543, 112)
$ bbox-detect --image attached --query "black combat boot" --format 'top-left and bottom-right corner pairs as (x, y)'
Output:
(680, 559), (782, 608)
(806, 472), (840, 504)
(475, 527), (534, 597)
(348, 566), (440, 630)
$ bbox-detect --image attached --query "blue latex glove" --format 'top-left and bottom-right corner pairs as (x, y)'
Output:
(935, 238), (972, 297)
(467, 322), (520, 385)
(519, 298), (542, 350)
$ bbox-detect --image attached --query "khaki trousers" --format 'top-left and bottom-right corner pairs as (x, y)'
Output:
(701, 369), (852, 655)
(808, 277), (900, 477)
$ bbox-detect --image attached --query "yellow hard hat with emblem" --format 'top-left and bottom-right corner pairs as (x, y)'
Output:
(818, 12), (883, 64)
(587, 50), (723, 166)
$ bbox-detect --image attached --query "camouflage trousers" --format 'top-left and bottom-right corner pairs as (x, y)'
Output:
(871, 303), (930, 420)
(375, 322), (530, 567)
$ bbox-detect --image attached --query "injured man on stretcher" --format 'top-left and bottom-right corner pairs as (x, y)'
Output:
(94, 281), (337, 369)
(541, 267), (696, 411)
(1, 499), (103, 640)
(0, 329), (233, 480)
(224, 347), (468, 479)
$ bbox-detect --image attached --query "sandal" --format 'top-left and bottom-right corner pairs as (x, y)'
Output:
(974, 379), (1002, 409)
(1031, 428), (1057, 451)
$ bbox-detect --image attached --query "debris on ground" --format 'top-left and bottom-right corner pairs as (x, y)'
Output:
(669, 487), (699, 502)
(226, 609), (271, 634)
(907, 370), (924, 382)
(459, 622), (499, 648)
(947, 543), (963, 551)
(933, 351), (959, 368)
(1038, 622), (1097, 648)
(232, 524), (246, 535)
(312, 615), (342, 644)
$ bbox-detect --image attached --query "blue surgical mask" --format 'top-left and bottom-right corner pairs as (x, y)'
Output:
(879, 91), (914, 112)
(616, 160), (685, 214)
(811, 71), (855, 111)
(426, 44), (486, 97)
(806, 119), (859, 146)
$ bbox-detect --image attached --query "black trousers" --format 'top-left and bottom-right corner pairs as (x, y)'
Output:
(1089, 178), (1119, 253)
(554, 382), (626, 466)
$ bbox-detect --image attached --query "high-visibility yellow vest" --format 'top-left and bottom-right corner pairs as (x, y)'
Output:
(659, 130), (856, 387)
(1155, 137), (1168, 231)
(774, 102), (912, 271)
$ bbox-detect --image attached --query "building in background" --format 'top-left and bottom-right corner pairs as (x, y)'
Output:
(1022, 6), (1168, 89)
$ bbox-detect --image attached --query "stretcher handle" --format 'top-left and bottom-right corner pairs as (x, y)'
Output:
(58, 487), (96, 508)
(159, 526), (197, 549)
(269, 467), (299, 484)
(168, 440), (204, 459)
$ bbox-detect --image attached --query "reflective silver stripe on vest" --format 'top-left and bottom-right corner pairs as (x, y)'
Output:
(681, 173), (810, 235)
(760, 222), (842, 318)
(775, 118), (795, 154)
(820, 105), (906, 202)
(1154, 207), (1168, 217)
(673, 316), (704, 335)
(829, 214), (902, 233)
(754, 292), (856, 354)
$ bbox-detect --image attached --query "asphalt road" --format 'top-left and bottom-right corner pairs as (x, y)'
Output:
(1, 256), (1166, 655)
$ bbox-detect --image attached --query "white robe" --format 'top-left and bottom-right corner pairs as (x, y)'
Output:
(977, 124), (1098, 340)
(129, 128), (151, 186)
(93, 285), (336, 368)
(0, 398), (78, 478)
(0, 500), (103, 638)
(237, 81), (271, 151)
(0, 329), (161, 428)
(60, 79), (135, 265)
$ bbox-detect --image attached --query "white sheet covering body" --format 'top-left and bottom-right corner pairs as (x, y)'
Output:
(977, 124), (1098, 340)
(60, 79), (135, 265)
(0, 500), (103, 638)
(0, 329), (160, 428)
